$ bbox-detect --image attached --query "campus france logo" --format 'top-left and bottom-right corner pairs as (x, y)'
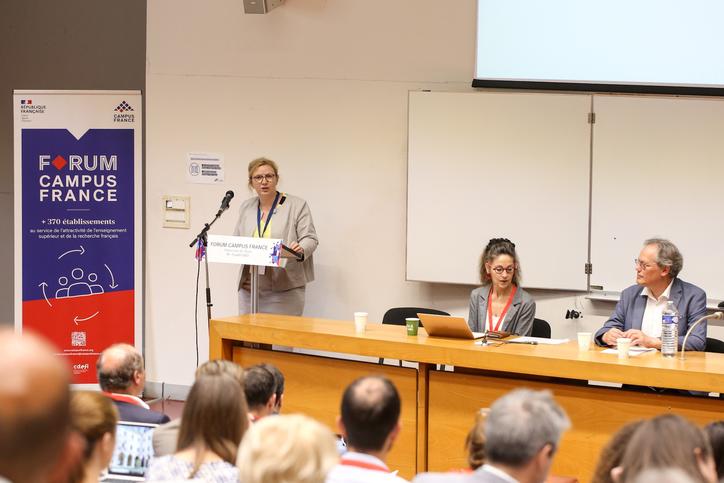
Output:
(113, 101), (134, 113)
(113, 100), (135, 123)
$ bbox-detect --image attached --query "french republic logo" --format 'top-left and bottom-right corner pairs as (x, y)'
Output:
(20, 98), (46, 114)
(113, 100), (135, 123)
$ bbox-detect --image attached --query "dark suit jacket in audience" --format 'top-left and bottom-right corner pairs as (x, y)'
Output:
(113, 400), (170, 424)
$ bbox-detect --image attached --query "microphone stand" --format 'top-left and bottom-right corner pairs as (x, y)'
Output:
(189, 207), (226, 324)
(680, 311), (723, 359)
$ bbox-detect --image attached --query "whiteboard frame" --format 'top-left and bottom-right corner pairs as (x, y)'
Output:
(406, 90), (591, 291)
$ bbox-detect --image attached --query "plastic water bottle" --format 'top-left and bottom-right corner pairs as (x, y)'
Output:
(661, 301), (679, 358)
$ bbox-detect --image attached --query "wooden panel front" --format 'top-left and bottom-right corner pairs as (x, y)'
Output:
(211, 314), (724, 393)
(427, 370), (724, 483)
(233, 347), (418, 480)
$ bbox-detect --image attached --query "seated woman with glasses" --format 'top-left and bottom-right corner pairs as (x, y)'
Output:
(468, 238), (536, 336)
(234, 157), (319, 316)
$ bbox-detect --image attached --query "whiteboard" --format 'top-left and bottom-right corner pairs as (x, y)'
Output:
(591, 95), (724, 299)
(407, 91), (590, 290)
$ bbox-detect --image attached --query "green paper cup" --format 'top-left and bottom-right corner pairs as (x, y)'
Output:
(405, 317), (420, 336)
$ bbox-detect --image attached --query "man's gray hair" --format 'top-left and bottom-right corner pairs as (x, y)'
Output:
(644, 238), (683, 279)
(484, 389), (570, 467)
(96, 343), (144, 392)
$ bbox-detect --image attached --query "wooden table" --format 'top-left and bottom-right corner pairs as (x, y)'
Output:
(210, 314), (724, 482)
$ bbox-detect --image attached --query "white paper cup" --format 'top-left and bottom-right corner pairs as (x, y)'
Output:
(617, 338), (632, 360)
(577, 332), (592, 351)
(354, 312), (368, 334)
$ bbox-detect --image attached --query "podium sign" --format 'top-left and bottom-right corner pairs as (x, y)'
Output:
(207, 235), (282, 267)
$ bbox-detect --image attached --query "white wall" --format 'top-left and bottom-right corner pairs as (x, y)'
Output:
(145, 0), (723, 386)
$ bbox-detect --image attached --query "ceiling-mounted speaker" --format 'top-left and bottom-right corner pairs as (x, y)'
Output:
(243, 0), (284, 14)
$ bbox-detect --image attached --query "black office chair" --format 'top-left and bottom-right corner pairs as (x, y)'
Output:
(531, 318), (551, 338)
(378, 307), (450, 365)
(706, 337), (724, 353)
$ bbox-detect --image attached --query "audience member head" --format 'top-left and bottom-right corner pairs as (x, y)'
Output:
(244, 364), (277, 419)
(262, 363), (285, 414)
(339, 375), (401, 458)
(591, 420), (644, 483)
(479, 238), (521, 286)
(616, 414), (716, 483)
(68, 391), (119, 483)
(237, 414), (338, 483)
(177, 371), (250, 477)
(96, 343), (145, 396)
(0, 329), (78, 483)
(704, 421), (724, 480)
(464, 409), (487, 470)
(484, 388), (570, 483)
(195, 358), (245, 382)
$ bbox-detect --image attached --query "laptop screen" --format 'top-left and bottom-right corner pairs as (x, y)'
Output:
(108, 421), (157, 478)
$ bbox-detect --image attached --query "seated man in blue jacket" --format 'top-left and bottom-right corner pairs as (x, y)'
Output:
(97, 343), (170, 424)
(595, 238), (707, 351)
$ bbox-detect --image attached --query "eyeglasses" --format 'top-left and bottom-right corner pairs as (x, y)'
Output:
(251, 174), (277, 183)
(491, 266), (515, 274)
(634, 259), (655, 270)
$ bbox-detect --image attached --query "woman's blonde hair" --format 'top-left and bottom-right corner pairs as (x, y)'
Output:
(237, 414), (339, 483)
(68, 391), (119, 483)
(464, 409), (487, 470)
(247, 157), (280, 189)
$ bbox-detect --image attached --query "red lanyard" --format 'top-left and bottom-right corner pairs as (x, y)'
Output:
(340, 457), (389, 473)
(487, 285), (517, 332)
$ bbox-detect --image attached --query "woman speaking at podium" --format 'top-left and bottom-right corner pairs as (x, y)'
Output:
(234, 158), (318, 316)
(468, 238), (536, 336)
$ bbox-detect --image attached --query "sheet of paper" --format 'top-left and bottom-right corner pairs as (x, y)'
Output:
(509, 336), (570, 345)
(186, 152), (224, 184)
(601, 347), (656, 357)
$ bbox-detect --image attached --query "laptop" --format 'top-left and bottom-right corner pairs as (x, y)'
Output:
(417, 313), (486, 340)
(103, 421), (157, 482)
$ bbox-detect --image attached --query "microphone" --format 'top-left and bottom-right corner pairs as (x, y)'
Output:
(219, 190), (234, 213)
(680, 311), (723, 359)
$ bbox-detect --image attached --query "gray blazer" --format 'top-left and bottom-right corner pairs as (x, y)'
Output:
(468, 285), (536, 335)
(151, 418), (180, 457)
(594, 277), (707, 351)
(413, 467), (512, 483)
(234, 193), (318, 292)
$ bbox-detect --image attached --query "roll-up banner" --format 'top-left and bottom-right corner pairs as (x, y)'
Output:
(13, 91), (143, 385)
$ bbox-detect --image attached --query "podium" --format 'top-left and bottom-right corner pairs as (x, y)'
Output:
(207, 235), (303, 313)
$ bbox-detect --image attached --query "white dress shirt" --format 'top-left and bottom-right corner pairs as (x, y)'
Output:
(480, 464), (519, 483)
(640, 280), (674, 339)
(326, 452), (409, 483)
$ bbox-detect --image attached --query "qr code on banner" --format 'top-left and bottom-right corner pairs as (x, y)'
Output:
(71, 331), (87, 347)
